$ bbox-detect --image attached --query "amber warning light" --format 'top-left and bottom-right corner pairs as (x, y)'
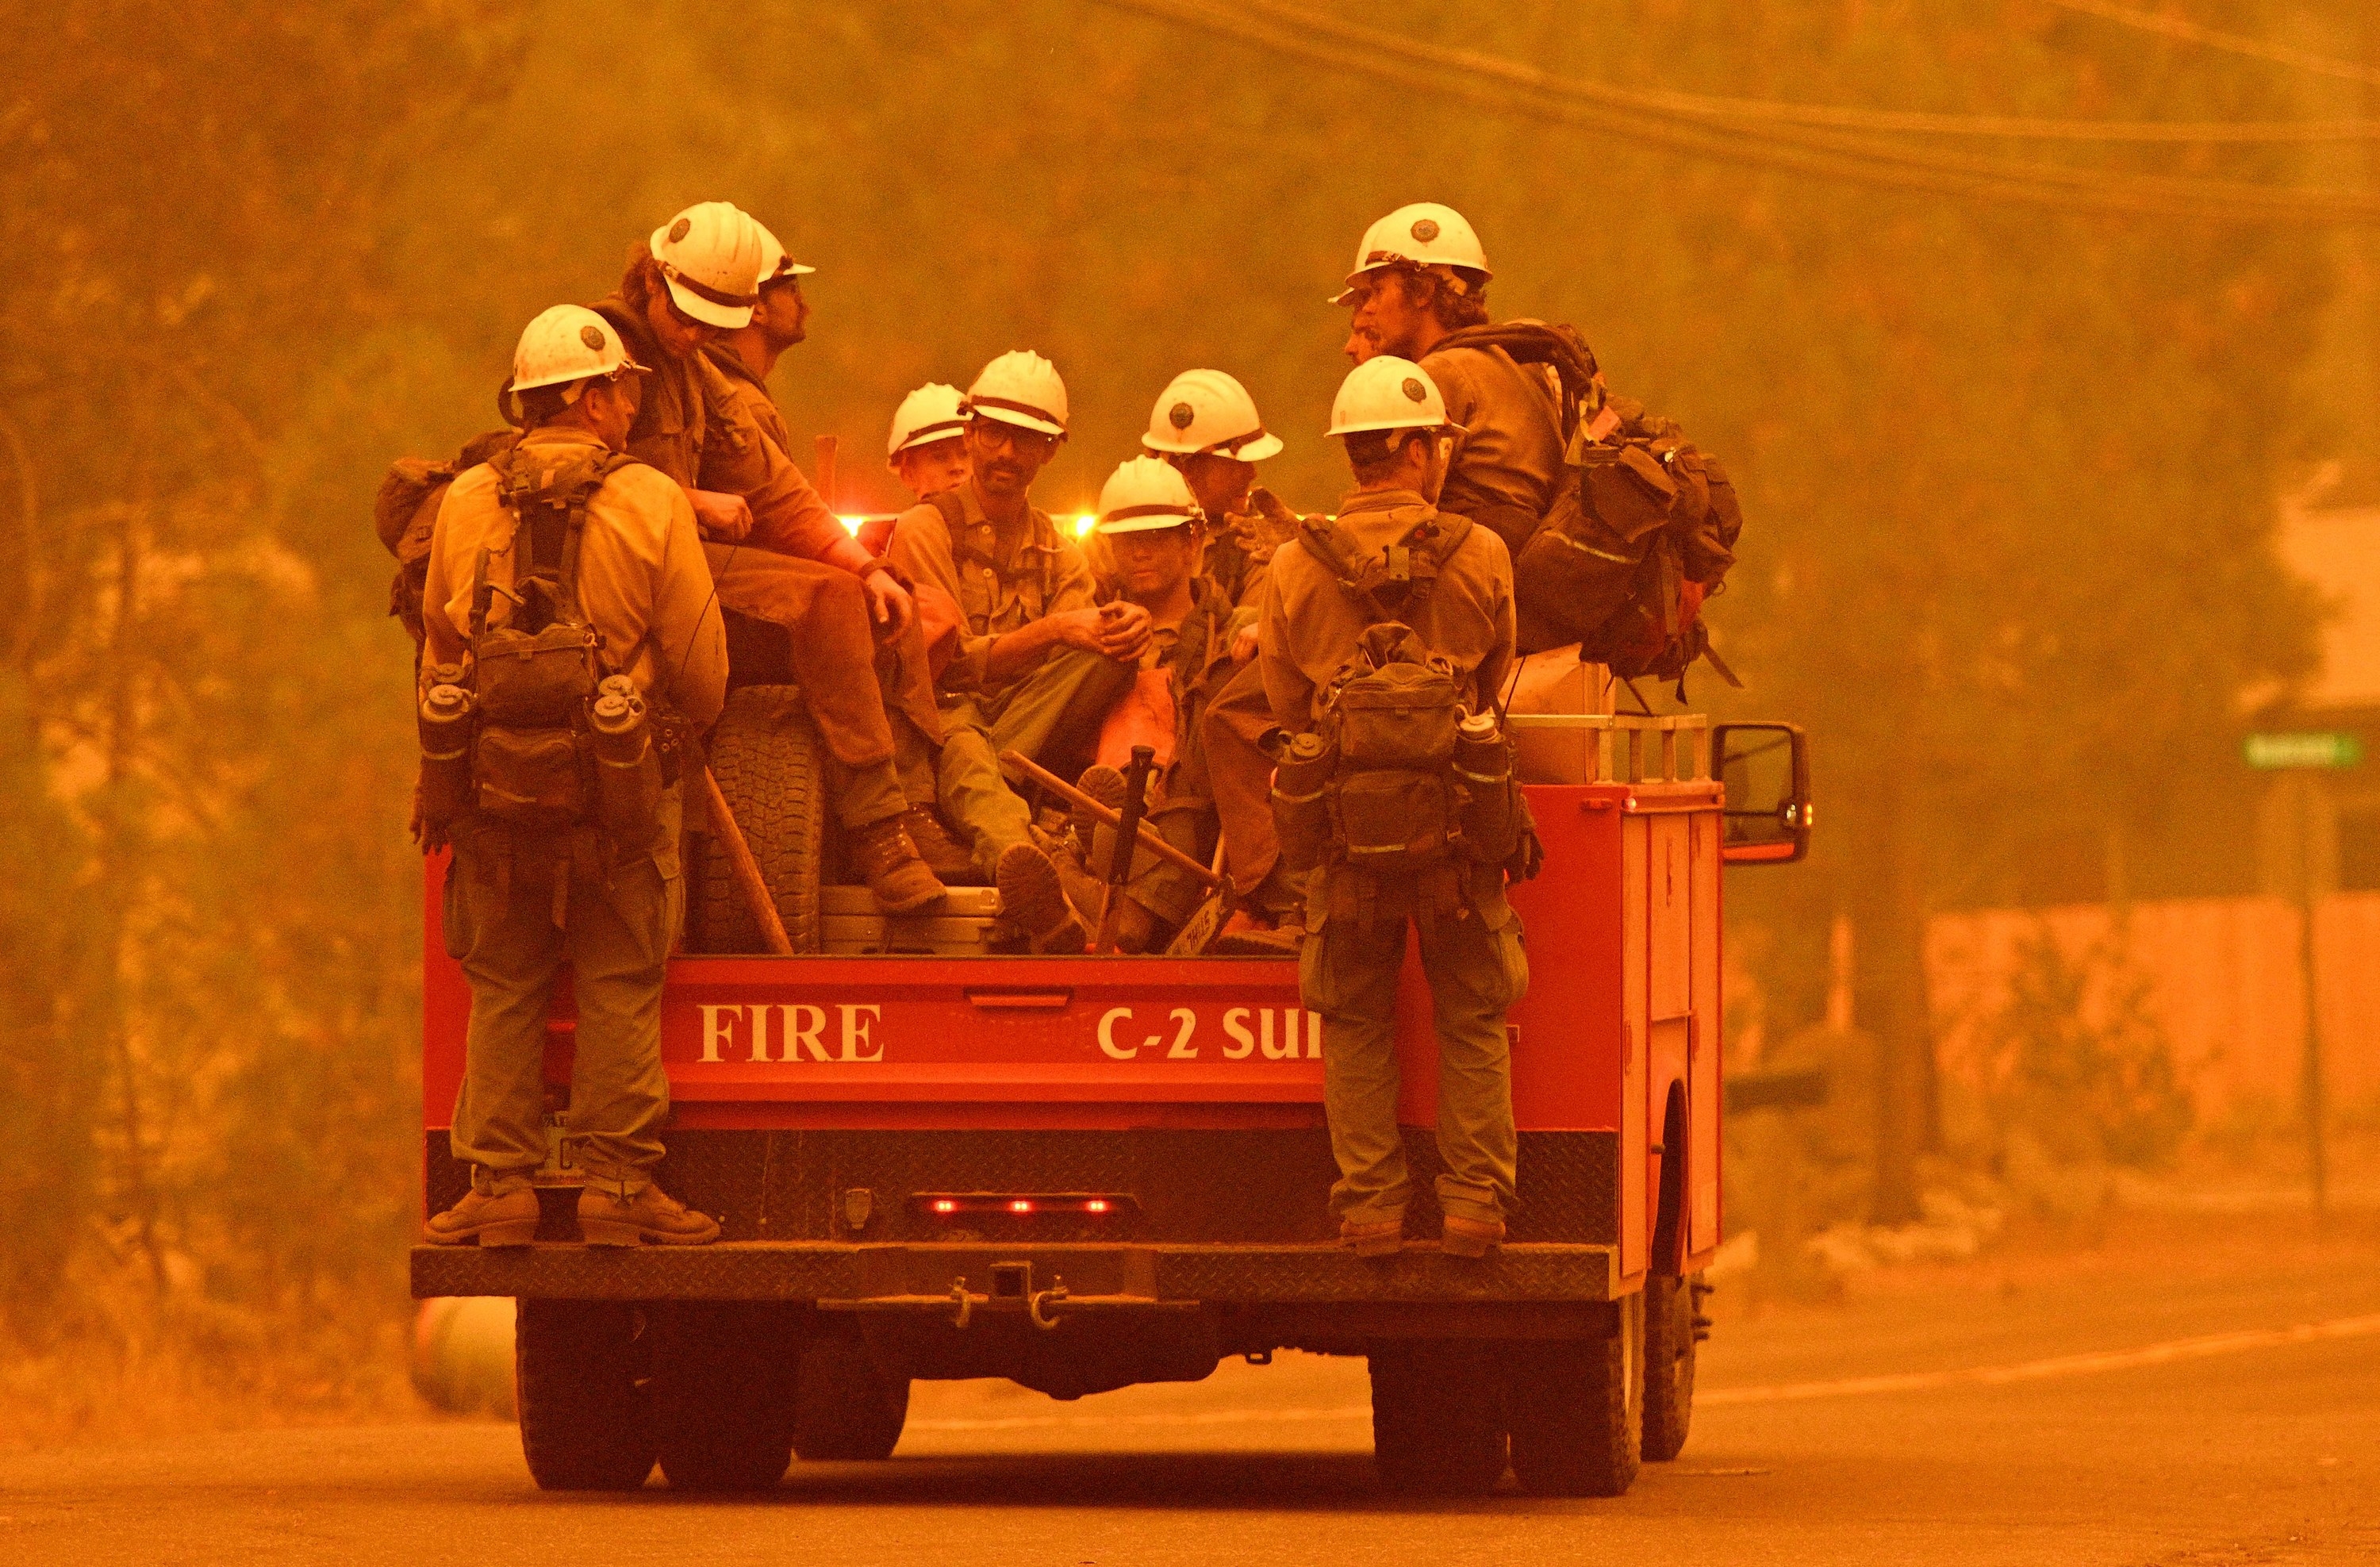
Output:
(912, 1193), (1134, 1219)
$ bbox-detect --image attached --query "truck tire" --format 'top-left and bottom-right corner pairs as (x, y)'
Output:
(1641, 1271), (1699, 1461)
(692, 685), (826, 954)
(1368, 1340), (1508, 1496)
(652, 1304), (796, 1492)
(514, 1299), (657, 1492)
(792, 1327), (911, 1461)
(1507, 1292), (1642, 1497)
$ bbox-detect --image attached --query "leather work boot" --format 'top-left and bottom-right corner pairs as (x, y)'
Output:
(578, 1180), (721, 1246)
(1441, 1214), (1506, 1258)
(1342, 1216), (1406, 1258)
(846, 814), (947, 914)
(903, 805), (977, 881)
(1071, 764), (1126, 847)
(1212, 908), (1303, 957)
(1054, 848), (1159, 954)
(996, 841), (1088, 954)
(423, 1172), (539, 1248)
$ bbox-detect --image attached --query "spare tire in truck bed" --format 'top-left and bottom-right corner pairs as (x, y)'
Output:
(689, 684), (826, 954)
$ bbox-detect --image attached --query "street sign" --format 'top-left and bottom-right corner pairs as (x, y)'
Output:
(2244, 732), (2365, 770)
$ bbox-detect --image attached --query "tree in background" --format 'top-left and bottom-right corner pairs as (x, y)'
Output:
(0, 2), (528, 1393)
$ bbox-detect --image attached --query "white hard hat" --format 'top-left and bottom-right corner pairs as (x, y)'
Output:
(1326, 355), (1465, 439)
(1095, 455), (1202, 535)
(750, 217), (816, 288)
(965, 350), (1069, 437)
(1141, 369), (1284, 462)
(647, 201), (766, 328)
(887, 383), (967, 459)
(1330, 202), (1491, 305)
(511, 305), (651, 395)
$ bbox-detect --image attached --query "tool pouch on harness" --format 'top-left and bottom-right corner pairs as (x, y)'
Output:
(443, 444), (648, 835)
(1315, 624), (1465, 877)
(1269, 731), (1336, 874)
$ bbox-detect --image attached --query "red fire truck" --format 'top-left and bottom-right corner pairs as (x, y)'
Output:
(411, 675), (1810, 1499)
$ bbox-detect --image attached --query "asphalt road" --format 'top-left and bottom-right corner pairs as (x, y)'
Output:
(11, 1243), (2380, 1567)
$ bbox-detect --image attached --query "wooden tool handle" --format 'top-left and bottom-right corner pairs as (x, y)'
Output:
(701, 766), (794, 956)
(998, 750), (1225, 890)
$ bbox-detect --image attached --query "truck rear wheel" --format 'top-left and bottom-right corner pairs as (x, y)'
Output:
(692, 684), (826, 954)
(1641, 1271), (1699, 1461)
(1368, 1340), (1508, 1496)
(653, 1304), (796, 1492)
(1507, 1292), (1642, 1497)
(514, 1300), (657, 1492)
(792, 1326), (911, 1461)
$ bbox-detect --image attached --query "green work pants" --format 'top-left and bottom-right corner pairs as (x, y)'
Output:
(824, 751), (908, 832)
(443, 803), (681, 1194)
(1299, 885), (1528, 1228)
(927, 647), (1135, 878)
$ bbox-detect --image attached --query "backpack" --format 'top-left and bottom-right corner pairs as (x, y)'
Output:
(377, 428), (518, 654)
(459, 442), (635, 827)
(1295, 514), (1476, 876)
(1433, 321), (1744, 695)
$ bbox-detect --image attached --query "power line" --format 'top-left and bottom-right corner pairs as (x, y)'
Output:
(1088, 0), (2380, 224)
(2041, 0), (2380, 91)
(1703, 100), (2380, 145)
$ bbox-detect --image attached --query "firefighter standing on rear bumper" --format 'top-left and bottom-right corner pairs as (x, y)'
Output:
(420, 305), (725, 1249)
(1259, 356), (1527, 1259)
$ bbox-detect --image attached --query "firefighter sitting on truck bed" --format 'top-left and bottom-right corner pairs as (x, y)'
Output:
(884, 351), (1153, 953)
(417, 305), (726, 1250)
(594, 202), (947, 916)
(1051, 456), (1234, 954)
(1258, 354), (1536, 1259)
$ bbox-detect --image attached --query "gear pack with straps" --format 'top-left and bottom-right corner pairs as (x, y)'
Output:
(1273, 508), (1530, 935)
(1430, 319), (1746, 700)
(459, 443), (638, 833)
(1294, 506), (1475, 628)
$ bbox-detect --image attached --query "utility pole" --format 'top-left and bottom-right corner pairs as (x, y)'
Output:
(2247, 732), (2362, 1212)
(2294, 772), (2328, 1216)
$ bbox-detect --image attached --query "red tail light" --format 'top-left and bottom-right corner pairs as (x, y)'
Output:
(912, 1193), (1134, 1220)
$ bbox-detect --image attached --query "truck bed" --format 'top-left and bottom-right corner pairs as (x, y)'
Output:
(413, 774), (1724, 1308)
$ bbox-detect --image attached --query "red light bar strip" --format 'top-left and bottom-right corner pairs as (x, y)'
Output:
(912, 1193), (1134, 1216)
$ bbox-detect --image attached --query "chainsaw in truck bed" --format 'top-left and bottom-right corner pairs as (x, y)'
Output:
(410, 674), (1810, 1499)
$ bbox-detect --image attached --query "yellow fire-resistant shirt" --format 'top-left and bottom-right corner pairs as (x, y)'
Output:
(886, 482), (1099, 696)
(422, 426), (727, 728)
(1257, 488), (1516, 734)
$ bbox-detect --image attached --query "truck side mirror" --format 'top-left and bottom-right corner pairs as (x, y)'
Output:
(1713, 722), (1810, 865)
